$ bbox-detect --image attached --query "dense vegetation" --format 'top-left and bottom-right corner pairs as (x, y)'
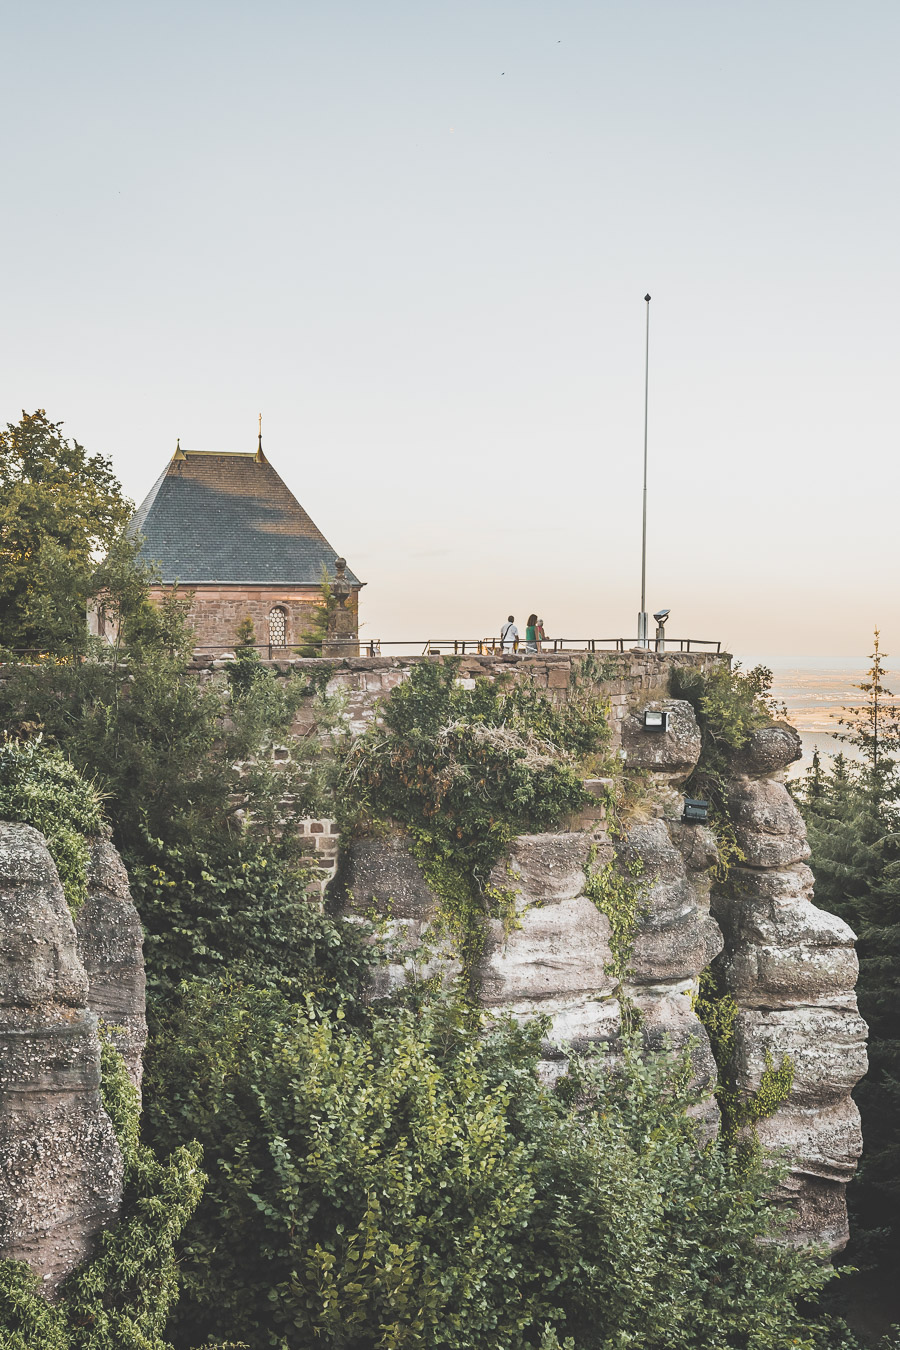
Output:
(671, 658), (782, 877)
(149, 995), (848, 1350)
(343, 657), (610, 978)
(0, 459), (889, 1347)
(793, 633), (900, 1325)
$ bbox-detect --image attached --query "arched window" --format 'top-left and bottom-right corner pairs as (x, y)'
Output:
(268, 606), (287, 648)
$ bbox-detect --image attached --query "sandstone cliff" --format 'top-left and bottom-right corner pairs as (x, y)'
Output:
(0, 823), (147, 1293)
(334, 697), (867, 1251)
(713, 724), (867, 1249)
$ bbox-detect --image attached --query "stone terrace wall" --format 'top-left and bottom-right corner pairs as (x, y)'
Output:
(187, 648), (729, 740)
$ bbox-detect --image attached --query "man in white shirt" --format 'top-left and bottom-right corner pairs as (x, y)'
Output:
(500, 615), (518, 652)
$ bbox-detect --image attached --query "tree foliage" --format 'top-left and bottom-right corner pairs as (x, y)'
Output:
(146, 985), (851, 1350)
(295, 567), (337, 657)
(795, 634), (900, 1266)
(0, 736), (106, 913)
(0, 410), (132, 655)
(344, 659), (607, 877)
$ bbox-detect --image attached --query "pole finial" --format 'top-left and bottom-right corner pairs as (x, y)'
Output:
(644, 293), (651, 302)
(256, 413), (265, 462)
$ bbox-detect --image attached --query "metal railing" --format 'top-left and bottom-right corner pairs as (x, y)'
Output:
(356, 638), (723, 657)
(1, 637), (723, 661)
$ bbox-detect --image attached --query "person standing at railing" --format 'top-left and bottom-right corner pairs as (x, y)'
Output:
(535, 618), (546, 651)
(500, 616), (518, 652)
(524, 615), (538, 653)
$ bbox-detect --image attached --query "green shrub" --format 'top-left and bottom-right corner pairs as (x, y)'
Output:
(0, 736), (106, 913)
(671, 662), (777, 877)
(343, 660), (608, 980)
(129, 832), (374, 1009)
(693, 967), (793, 1146)
(583, 844), (644, 984)
(344, 660), (607, 876)
(145, 984), (854, 1350)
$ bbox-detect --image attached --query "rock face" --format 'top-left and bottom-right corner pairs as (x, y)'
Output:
(712, 724), (867, 1251)
(337, 702), (721, 1099)
(76, 841), (147, 1089)
(0, 822), (147, 1294)
(336, 692), (867, 1251)
(334, 833), (462, 998)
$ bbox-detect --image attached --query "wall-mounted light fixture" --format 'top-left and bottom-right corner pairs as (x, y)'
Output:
(682, 797), (709, 824)
(643, 709), (668, 731)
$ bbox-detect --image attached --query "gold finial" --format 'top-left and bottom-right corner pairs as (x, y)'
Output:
(256, 413), (266, 462)
(172, 437), (186, 462)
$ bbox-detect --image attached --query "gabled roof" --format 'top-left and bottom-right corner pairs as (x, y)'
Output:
(131, 446), (361, 587)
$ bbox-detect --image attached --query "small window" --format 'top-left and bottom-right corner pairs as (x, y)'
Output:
(268, 606), (287, 647)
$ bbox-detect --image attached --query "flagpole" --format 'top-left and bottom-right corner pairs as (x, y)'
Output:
(638, 293), (651, 646)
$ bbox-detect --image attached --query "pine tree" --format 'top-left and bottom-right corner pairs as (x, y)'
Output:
(797, 632), (900, 1255)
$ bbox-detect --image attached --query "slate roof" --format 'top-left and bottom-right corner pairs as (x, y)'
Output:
(131, 448), (361, 587)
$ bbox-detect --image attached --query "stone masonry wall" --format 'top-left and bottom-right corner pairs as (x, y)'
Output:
(187, 647), (727, 738)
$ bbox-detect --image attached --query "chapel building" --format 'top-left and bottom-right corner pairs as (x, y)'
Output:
(130, 436), (362, 653)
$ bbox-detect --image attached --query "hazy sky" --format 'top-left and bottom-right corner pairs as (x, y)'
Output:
(3, 1), (899, 659)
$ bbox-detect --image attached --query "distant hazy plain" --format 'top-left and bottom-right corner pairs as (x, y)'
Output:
(733, 656), (900, 777)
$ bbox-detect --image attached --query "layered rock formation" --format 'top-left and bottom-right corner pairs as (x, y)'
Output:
(334, 700), (867, 1250)
(336, 700), (722, 1087)
(713, 724), (867, 1250)
(76, 840), (147, 1090)
(0, 823), (147, 1293)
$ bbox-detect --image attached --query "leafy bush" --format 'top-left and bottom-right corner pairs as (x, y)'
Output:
(671, 662), (777, 876)
(344, 660), (607, 876)
(0, 736), (106, 912)
(144, 984), (856, 1350)
(130, 832), (373, 1009)
(341, 660), (609, 982)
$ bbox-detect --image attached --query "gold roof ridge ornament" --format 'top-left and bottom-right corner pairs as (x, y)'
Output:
(256, 413), (266, 463)
(172, 437), (186, 462)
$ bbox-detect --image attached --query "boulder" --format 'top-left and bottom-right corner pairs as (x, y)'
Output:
(487, 832), (597, 910)
(732, 1007), (868, 1107)
(754, 1097), (864, 1184)
(776, 1173), (852, 1251)
(334, 835), (440, 920)
(353, 917), (462, 999)
(629, 977), (718, 1091)
(735, 723), (803, 778)
(620, 700), (702, 779)
(713, 867), (858, 1008)
(479, 896), (615, 1004)
(669, 822), (719, 873)
(618, 821), (723, 984)
(727, 779), (811, 868)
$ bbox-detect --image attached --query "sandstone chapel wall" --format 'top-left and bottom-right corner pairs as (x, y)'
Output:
(148, 582), (360, 653)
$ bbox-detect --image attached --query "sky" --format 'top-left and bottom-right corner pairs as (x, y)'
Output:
(2, 1), (899, 659)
